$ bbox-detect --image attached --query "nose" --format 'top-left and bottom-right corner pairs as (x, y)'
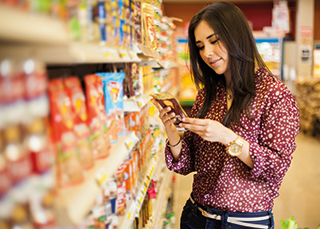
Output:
(204, 47), (214, 58)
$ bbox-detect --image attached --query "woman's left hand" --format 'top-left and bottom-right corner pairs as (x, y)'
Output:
(179, 117), (235, 144)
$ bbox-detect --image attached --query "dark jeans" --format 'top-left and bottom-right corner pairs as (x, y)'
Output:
(180, 196), (274, 229)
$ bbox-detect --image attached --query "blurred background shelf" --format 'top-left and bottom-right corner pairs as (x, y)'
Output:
(54, 131), (139, 226)
(0, 4), (69, 45)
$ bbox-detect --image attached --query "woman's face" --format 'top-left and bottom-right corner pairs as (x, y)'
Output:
(194, 20), (229, 76)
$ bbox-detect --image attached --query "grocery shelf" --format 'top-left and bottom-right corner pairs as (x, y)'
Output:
(138, 44), (161, 59)
(158, 60), (180, 69)
(0, 4), (140, 64)
(0, 42), (140, 64)
(54, 131), (139, 226)
(0, 4), (69, 45)
(119, 199), (137, 229)
(119, 157), (158, 228)
(153, 169), (174, 229)
(124, 88), (156, 112)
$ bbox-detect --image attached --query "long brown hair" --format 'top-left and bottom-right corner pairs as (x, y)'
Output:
(188, 2), (271, 127)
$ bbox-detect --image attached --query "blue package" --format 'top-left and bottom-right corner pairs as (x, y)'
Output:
(97, 72), (126, 138)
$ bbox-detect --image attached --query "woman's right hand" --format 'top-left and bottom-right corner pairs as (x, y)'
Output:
(151, 99), (177, 133)
(151, 98), (183, 161)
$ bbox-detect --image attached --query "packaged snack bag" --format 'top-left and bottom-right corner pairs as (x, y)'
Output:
(67, 1), (81, 40)
(4, 125), (32, 184)
(25, 118), (53, 174)
(0, 132), (11, 197)
(98, 72), (126, 139)
(0, 59), (32, 184)
(141, 2), (157, 50)
(124, 112), (139, 136)
(64, 77), (94, 170)
(131, 0), (141, 44)
(57, 131), (84, 187)
(138, 103), (150, 139)
(151, 92), (188, 131)
(95, 75), (112, 154)
(130, 63), (142, 97)
(48, 79), (84, 187)
(123, 159), (133, 200)
(84, 74), (110, 159)
(48, 79), (74, 143)
(21, 59), (53, 175)
(30, 189), (56, 229)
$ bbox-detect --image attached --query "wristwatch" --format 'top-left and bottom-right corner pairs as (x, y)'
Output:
(226, 135), (245, 156)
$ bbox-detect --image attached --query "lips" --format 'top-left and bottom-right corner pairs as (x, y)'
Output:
(209, 58), (222, 67)
(210, 58), (221, 64)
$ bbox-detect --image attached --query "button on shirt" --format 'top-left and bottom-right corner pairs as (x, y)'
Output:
(165, 68), (300, 212)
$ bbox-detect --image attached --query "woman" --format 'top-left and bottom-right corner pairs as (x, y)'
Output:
(152, 2), (299, 229)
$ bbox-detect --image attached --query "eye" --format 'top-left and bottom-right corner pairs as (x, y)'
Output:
(197, 46), (204, 50)
(211, 38), (220, 45)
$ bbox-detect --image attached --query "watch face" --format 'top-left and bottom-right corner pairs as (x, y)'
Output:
(229, 144), (242, 156)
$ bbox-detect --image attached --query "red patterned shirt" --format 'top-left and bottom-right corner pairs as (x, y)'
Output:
(165, 68), (300, 212)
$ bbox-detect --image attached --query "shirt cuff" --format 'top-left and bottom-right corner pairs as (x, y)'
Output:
(248, 142), (265, 179)
(164, 140), (190, 171)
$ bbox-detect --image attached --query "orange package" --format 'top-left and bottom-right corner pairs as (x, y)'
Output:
(48, 79), (84, 187)
(124, 112), (139, 136)
(64, 77), (94, 170)
(84, 74), (111, 159)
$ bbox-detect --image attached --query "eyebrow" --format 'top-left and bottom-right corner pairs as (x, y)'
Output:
(196, 33), (217, 44)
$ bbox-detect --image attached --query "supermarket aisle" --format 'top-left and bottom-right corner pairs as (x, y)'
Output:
(172, 132), (320, 229)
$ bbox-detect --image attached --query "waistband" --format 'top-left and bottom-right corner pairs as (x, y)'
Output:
(189, 195), (273, 229)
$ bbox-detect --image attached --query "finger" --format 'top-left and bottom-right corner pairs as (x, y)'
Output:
(182, 117), (207, 126)
(163, 111), (176, 123)
(164, 117), (177, 126)
(151, 99), (163, 111)
(159, 106), (174, 119)
(179, 122), (205, 133)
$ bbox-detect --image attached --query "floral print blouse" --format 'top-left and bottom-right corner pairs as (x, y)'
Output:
(165, 68), (300, 212)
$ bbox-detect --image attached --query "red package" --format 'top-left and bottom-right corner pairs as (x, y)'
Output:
(84, 75), (110, 159)
(48, 79), (84, 187)
(4, 125), (32, 184)
(0, 131), (11, 197)
(48, 79), (74, 144)
(26, 118), (53, 174)
(64, 77), (94, 170)
(21, 59), (52, 174)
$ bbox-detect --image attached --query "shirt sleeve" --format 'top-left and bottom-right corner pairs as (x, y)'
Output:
(164, 90), (204, 175)
(249, 88), (300, 182)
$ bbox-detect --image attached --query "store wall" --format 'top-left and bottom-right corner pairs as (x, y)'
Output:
(163, 1), (296, 38)
(163, 2), (273, 31)
(284, 41), (297, 71)
(296, 0), (314, 78)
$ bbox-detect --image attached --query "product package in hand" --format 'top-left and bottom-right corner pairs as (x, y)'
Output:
(151, 92), (188, 131)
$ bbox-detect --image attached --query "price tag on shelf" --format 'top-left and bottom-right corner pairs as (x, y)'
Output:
(119, 49), (129, 60)
(147, 167), (154, 179)
(120, 52), (127, 58)
(104, 52), (112, 58)
(127, 212), (131, 220)
(96, 170), (108, 185)
(125, 140), (133, 149)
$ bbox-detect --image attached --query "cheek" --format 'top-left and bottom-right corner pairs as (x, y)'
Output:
(199, 51), (207, 62)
